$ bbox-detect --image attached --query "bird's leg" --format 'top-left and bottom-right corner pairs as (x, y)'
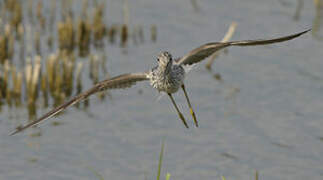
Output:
(167, 93), (189, 128)
(181, 84), (198, 127)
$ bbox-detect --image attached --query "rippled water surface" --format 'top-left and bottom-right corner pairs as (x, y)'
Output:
(1, 0), (323, 180)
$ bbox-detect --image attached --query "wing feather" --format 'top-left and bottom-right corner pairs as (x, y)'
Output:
(176, 29), (310, 66)
(10, 72), (149, 135)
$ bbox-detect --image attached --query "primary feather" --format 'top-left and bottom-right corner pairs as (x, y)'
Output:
(10, 73), (149, 135)
(176, 29), (310, 66)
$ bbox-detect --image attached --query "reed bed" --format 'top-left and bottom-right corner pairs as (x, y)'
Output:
(0, 0), (157, 119)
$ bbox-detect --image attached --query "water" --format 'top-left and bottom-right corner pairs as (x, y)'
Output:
(1, 0), (323, 179)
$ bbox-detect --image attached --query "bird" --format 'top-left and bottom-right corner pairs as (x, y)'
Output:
(10, 29), (310, 135)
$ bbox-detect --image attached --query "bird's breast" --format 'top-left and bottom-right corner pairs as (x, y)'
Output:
(149, 65), (185, 93)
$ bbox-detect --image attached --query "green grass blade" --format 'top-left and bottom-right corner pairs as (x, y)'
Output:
(157, 139), (165, 180)
(86, 166), (104, 180)
(165, 173), (171, 180)
(255, 170), (259, 180)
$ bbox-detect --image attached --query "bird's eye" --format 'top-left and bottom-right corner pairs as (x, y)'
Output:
(157, 58), (160, 62)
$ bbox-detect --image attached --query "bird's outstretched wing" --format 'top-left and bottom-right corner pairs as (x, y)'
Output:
(176, 29), (310, 66)
(10, 72), (149, 135)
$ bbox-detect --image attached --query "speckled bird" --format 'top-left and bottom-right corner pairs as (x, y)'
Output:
(10, 29), (309, 135)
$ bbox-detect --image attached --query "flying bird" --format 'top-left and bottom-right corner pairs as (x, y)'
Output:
(10, 29), (310, 135)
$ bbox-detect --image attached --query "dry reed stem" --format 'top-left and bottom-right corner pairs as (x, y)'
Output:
(25, 57), (32, 96)
(121, 24), (128, 47)
(205, 22), (237, 70)
(151, 25), (157, 42)
(75, 61), (84, 102)
(4, 60), (11, 106)
(14, 71), (22, 106)
(108, 25), (117, 44)
(30, 56), (41, 102)
(0, 35), (8, 63)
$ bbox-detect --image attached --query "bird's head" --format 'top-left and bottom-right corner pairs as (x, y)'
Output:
(157, 51), (173, 69)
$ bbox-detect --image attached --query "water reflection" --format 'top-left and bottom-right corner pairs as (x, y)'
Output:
(190, 0), (200, 12)
(279, 0), (323, 40)
(293, 0), (303, 21)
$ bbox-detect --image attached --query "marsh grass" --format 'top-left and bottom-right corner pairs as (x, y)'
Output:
(85, 139), (260, 180)
(157, 140), (166, 180)
(0, 0), (157, 120)
(86, 140), (171, 180)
